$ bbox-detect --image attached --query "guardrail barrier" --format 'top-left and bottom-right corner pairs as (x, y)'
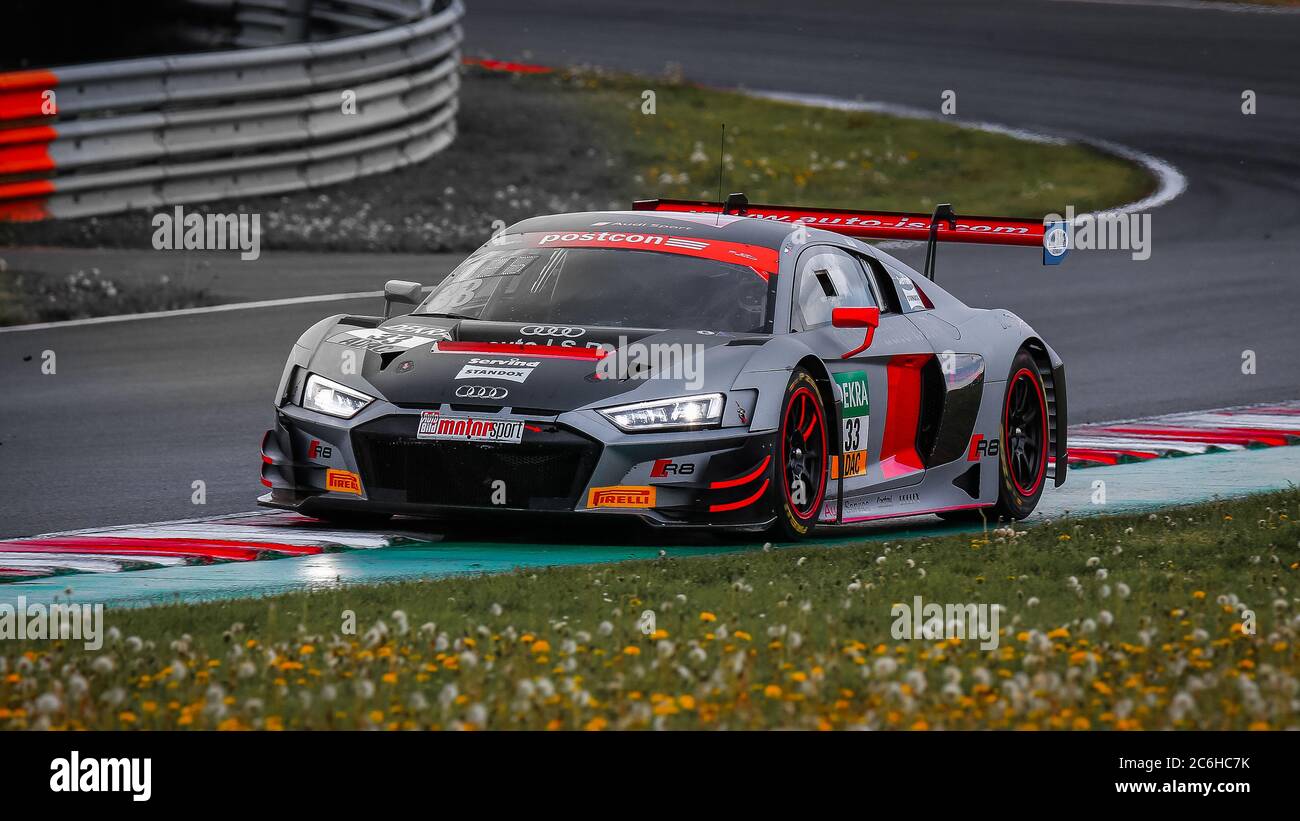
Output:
(0, 0), (464, 221)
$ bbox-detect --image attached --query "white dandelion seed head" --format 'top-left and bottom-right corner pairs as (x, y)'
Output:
(438, 682), (459, 708)
(34, 693), (62, 715)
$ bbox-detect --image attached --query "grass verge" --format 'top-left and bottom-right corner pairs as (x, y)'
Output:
(2, 490), (1297, 730)
(0, 67), (1153, 254)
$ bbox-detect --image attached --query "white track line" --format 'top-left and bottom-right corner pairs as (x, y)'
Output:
(1051, 0), (1300, 15)
(0, 290), (387, 334)
(747, 90), (1188, 220)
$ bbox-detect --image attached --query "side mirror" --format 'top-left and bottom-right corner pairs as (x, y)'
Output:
(383, 280), (423, 317)
(831, 306), (880, 359)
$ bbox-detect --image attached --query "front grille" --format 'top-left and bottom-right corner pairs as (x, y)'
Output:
(352, 416), (600, 511)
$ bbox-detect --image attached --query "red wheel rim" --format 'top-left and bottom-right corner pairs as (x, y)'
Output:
(780, 385), (827, 519)
(1004, 367), (1048, 496)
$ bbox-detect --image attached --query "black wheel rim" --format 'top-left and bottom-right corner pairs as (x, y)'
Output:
(1005, 368), (1047, 496)
(781, 386), (826, 518)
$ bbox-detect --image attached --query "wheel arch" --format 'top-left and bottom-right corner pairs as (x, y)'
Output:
(797, 355), (840, 453)
(1017, 336), (1068, 487)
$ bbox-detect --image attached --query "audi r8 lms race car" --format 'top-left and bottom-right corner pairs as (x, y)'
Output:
(259, 195), (1068, 539)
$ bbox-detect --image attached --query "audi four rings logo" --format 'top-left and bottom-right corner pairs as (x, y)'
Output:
(520, 325), (585, 338)
(455, 385), (509, 400)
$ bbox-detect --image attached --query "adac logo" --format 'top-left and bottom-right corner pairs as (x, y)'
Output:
(326, 469), (363, 495)
(520, 325), (585, 338)
(588, 485), (656, 509)
(454, 384), (509, 400)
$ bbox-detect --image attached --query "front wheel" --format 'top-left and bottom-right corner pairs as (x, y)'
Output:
(768, 368), (829, 540)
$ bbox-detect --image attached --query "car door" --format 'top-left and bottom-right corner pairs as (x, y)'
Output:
(787, 245), (936, 521)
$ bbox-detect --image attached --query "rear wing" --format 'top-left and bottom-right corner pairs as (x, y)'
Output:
(633, 194), (1069, 279)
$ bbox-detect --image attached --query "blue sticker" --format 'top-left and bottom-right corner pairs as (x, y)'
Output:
(1043, 220), (1069, 266)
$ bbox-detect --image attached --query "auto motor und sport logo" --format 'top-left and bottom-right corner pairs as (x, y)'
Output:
(454, 384), (509, 400)
(418, 411), (525, 444)
(326, 469), (363, 495)
(587, 485), (656, 509)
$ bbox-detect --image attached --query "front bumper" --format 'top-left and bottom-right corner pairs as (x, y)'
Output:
(260, 401), (778, 529)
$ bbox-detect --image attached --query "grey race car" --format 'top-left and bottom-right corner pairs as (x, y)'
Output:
(259, 195), (1067, 539)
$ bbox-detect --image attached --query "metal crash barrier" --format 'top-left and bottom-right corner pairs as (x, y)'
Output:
(0, 0), (464, 221)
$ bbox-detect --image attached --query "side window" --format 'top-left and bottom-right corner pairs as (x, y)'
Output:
(855, 252), (901, 314)
(883, 263), (933, 312)
(792, 247), (876, 331)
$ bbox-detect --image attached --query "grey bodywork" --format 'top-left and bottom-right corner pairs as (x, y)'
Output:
(260, 209), (1066, 529)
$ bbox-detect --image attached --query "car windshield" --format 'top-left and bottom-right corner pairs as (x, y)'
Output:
(415, 246), (772, 333)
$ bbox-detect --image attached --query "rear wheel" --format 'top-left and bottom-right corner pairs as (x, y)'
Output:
(993, 350), (1049, 520)
(769, 368), (829, 540)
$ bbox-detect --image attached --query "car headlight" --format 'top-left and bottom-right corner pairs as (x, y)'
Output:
(599, 394), (725, 432)
(301, 374), (375, 419)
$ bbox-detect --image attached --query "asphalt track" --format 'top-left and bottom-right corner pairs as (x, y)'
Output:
(2, 0), (1298, 539)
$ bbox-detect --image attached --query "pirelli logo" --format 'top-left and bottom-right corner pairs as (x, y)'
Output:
(587, 485), (656, 509)
(326, 469), (363, 495)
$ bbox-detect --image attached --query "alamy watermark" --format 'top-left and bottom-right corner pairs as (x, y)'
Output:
(50, 751), (151, 802)
(890, 595), (1001, 650)
(595, 336), (706, 390)
(0, 596), (104, 650)
(151, 205), (261, 261)
(1044, 205), (1151, 261)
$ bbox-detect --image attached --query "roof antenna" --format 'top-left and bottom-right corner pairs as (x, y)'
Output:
(715, 123), (725, 226)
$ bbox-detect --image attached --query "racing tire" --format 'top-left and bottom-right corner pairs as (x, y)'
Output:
(995, 350), (1050, 519)
(769, 368), (829, 541)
